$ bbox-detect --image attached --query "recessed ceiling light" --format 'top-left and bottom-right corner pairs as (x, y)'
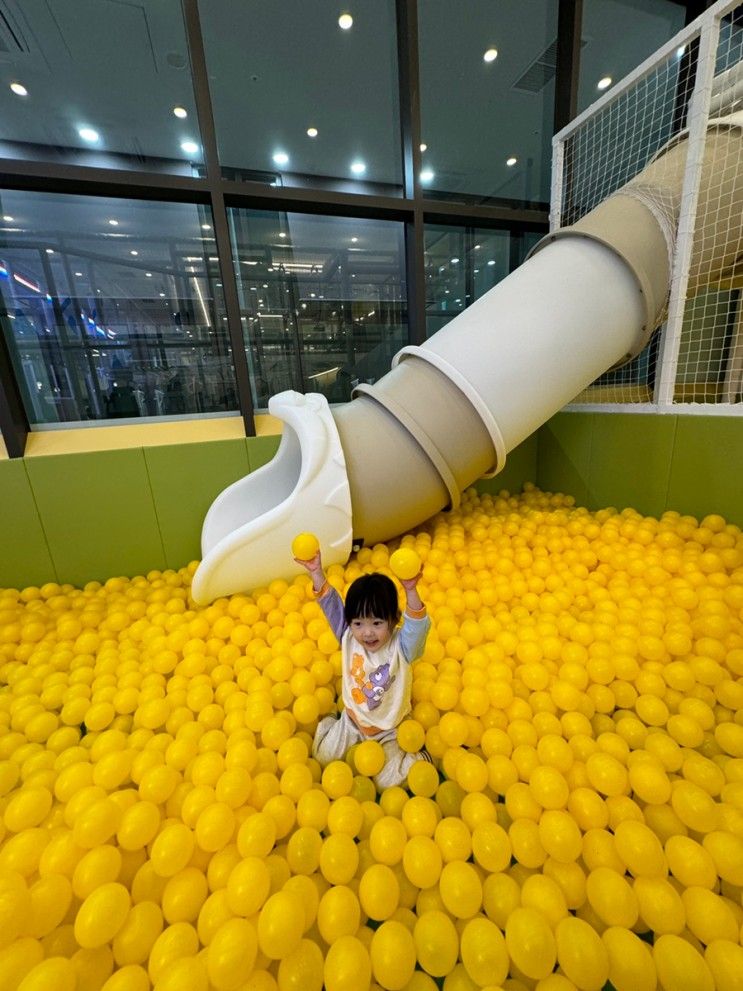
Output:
(45, 248), (54, 254)
(338, 12), (353, 30)
(181, 140), (199, 154)
(130, 250), (138, 256)
(484, 48), (498, 63)
(74, 271), (83, 277)
(677, 46), (685, 57)
(202, 224), (211, 231)
(2, 215), (13, 222)
(272, 151), (289, 166)
(279, 232), (287, 239)
(487, 260), (495, 266)
(420, 169), (434, 183)
(159, 292), (166, 297)
(451, 257), (460, 264)
(506, 156), (517, 166)
(420, 143), (427, 152)
(307, 127), (318, 138)
(350, 160), (366, 175)
(145, 272), (153, 277)
(351, 236), (358, 243)
(78, 127), (100, 143)
(597, 76), (612, 91)
(10, 82), (28, 96)
(173, 106), (188, 118)
(108, 219), (119, 226)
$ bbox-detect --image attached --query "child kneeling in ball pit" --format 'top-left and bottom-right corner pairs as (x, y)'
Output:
(295, 545), (433, 789)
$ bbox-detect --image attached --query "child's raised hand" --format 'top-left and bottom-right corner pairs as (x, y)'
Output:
(294, 549), (323, 575)
(399, 571), (422, 592)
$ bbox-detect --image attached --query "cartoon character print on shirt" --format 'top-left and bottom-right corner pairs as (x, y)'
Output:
(349, 652), (396, 711)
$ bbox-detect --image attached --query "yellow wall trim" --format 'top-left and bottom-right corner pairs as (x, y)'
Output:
(9, 413), (283, 459)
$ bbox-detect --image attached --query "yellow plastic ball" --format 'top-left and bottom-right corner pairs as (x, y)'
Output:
(292, 533), (320, 561)
(413, 910), (459, 978)
(505, 907), (556, 981)
(257, 890), (305, 960)
(317, 885), (361, 944)
(389, 548), (422, 581)
(74, 882), (131, 948)
(354, 740), (385, 777)
(324, 935), (372, 991)
(370, 920), (416, 991)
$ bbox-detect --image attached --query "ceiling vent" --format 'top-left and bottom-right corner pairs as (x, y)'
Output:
(514, 38), (587, 93)
(0, 3), (29, 55)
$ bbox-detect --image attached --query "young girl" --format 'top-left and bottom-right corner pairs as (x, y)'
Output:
(295, 547), (432, 789)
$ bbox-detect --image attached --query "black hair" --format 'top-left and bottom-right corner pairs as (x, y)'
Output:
(344, 573), (401, 626)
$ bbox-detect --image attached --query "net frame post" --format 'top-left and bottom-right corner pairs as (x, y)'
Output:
(651, 17), (722, 407)
(550, 135), (566, 232)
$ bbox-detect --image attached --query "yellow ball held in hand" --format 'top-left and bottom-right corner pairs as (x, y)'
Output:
(389, 547), (421, 581)
(292, 532), (320, 561)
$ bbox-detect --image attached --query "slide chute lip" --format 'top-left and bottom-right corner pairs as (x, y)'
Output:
(191, 391), (353, 604)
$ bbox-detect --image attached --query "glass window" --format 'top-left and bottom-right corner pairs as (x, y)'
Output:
(0, 191), (237, 426)
(419, 0), (559, 206)
(227, 210), (407, 407)
(424, 225), (542, 338)
(0, 0), (202, 173)
(200, 0), (402, 193)
(578, 0), (686, 113)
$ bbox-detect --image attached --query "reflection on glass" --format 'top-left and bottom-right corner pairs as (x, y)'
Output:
(0, 0), (202, 173)
(419, 0), (558, 205)
(424, 225), (511, 338)
(200, 0), (402, 192)
(578, 0), (685, 113)
(227, 210), (407, 407)
(0, 191), (237, 426)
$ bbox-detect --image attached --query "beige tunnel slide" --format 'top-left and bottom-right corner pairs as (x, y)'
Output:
(191, 111), (743, 605)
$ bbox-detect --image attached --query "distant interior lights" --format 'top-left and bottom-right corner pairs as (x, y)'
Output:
(350, 160), (366, 175)
(108, 219), (119, 226)
(10, 82), (28, 96)
(338, 12), (353, 29)
(597, 76), (612, 91)
(180, 140), (199, 154)
(420, 169), (434, 183)
(272, 151), (289, 166)
(483, 48), (498, 63)
(420, 143), (427, 152)
(78, 127), (100, 143)
(173, 106), (188, 118)
(506, 156), (517, 167)
(307, 127), (318, 138)
(2, 215), (13, 222)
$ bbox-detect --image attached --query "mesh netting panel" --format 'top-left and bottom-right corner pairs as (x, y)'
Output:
(561, 54), (689, 226)
(561, 4), (743, 408)
(671, 10), (743, 404)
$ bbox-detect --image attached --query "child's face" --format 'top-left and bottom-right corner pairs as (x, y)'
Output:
(350, 615), (392, 653)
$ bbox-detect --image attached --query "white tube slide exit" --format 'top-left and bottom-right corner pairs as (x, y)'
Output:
(191, 114), (743, 604)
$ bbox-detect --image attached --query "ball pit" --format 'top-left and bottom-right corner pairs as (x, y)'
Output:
(0, 483), (742, 991)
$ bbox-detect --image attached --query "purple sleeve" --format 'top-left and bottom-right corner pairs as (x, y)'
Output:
(399, 612), (431, 663)
(316, 585), (348, 643)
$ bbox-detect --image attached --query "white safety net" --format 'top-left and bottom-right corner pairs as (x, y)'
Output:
(555, 0), (743, 410)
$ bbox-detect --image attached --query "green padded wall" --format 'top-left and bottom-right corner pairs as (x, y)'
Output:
(1, 414), (740, 591)
(537, 412), (743, 527)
